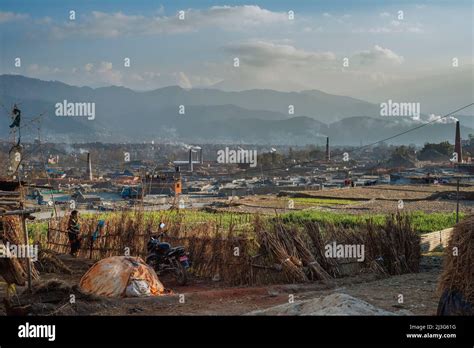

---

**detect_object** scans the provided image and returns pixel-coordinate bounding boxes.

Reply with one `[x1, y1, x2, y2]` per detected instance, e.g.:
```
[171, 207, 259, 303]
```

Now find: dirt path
[1, 254, 442, 316]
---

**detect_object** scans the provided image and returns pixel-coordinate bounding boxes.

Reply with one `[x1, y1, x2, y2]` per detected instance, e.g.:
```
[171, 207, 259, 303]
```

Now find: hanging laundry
[9, 105, 21, 128]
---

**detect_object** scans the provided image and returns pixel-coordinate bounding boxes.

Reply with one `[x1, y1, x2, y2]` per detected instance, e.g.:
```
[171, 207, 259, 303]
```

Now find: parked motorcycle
[146, 225, 190, 285]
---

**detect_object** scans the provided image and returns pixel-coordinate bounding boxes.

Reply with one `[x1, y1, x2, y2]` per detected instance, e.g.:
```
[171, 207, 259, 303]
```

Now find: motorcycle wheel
[173, 258, 188, 286]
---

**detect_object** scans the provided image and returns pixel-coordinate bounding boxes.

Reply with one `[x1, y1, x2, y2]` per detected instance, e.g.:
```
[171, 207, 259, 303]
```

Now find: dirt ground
[0, 254, 443, 316]
[212, 184, 474, 215]
[291, 184, 474, 200]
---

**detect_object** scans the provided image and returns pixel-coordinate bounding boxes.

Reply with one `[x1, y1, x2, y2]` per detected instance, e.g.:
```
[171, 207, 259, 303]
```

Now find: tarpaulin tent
[79, 256, 164, 297]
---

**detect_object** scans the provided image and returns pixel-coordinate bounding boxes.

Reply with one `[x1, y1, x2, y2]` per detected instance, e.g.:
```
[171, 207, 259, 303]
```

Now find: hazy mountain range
[350, 67, 474, 116]
[0, 74, 472, 146]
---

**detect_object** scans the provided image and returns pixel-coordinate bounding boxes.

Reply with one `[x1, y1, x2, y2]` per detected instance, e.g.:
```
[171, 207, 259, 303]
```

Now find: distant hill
[327, 116, 474, 146]
[0, 74, 472, 145]
[351, 66, 474, 116]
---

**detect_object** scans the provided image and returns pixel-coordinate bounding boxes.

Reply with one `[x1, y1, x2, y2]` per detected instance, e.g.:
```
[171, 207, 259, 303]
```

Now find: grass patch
[27, 221, 49, 243]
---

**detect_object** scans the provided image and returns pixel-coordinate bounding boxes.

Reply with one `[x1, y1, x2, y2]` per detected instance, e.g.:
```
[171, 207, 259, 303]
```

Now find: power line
[242, 102, 474, 174]
[345, 102, 474, 155]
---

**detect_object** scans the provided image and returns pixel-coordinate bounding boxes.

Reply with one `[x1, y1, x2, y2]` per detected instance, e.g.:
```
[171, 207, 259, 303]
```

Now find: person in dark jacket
[67, 210, 81, 256]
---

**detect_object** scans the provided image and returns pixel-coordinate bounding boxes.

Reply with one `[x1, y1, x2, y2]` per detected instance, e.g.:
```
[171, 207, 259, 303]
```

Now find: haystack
[437, 214, 474, 315]
[0, 181, 39, 286]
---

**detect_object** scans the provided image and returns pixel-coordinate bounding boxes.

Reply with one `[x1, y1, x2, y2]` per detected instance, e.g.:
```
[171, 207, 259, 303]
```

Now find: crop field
[280, 211, 464, 234]
[29, 208, 464, 242]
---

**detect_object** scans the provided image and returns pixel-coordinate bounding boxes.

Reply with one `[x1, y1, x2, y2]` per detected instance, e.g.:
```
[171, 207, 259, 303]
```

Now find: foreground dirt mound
[247, 293, 410, 316]
[3, 279, 101, 316]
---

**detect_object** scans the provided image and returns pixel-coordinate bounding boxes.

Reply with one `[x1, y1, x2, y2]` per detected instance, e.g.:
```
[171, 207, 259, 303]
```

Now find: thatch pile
[1, 216, 28, 285]
[0, 180, 39, 286]
[35, 248, 72, 275]
[362, 214, 420, 275]
[253, 213, 420, 283]
[255, 217, 331, 283]
[437, 214, 473, 312]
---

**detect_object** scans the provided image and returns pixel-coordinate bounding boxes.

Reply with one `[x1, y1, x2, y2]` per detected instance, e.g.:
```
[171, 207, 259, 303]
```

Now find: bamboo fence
[44, 211, 421, 286]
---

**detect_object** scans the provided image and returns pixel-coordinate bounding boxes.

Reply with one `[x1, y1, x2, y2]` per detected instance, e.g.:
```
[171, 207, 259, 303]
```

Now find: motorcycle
[146, 227, 190, 286]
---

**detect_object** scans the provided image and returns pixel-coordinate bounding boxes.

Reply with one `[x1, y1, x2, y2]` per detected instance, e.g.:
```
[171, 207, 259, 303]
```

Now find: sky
[0, 0, 472, 96]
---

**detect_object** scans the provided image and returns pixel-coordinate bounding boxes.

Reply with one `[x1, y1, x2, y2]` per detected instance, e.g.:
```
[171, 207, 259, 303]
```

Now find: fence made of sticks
[44, 211, 421, 286]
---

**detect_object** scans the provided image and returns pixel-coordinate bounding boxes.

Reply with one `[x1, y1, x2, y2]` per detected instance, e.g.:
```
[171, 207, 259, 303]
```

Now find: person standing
[67, 210, 81, 257]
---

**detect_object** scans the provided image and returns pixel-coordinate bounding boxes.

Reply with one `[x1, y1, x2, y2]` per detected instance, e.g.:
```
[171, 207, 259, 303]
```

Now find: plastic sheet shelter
[79, 256, 164, 297]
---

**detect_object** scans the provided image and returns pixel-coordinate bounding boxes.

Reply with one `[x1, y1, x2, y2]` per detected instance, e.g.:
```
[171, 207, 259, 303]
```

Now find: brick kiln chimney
[87, 152, 93, 181]
[326, 137, 330, 162]
[188, 148, 193, 172]
[454, 121, 462, 163]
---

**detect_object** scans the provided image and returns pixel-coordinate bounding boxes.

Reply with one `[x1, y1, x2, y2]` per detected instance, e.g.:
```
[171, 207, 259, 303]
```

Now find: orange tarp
[79, 256, 164, 297]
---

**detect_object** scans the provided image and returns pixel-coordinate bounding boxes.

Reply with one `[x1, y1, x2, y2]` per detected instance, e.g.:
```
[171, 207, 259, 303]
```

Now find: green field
[280, 211, 464, 234]
[86, 210, 253, 226]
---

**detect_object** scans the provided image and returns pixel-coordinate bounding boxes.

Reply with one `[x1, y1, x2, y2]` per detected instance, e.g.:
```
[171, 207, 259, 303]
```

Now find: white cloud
[176, 72, 192, 89]
[215, 41, 409, 92]
[224, 40, 336, 67]
[27, 64, 61, 75]
[35, 16, 53, 25]
[84, 63, 94, 72]
[303, 26, 323, 33]
[74, 61, 123, 85]
[355, 19, 424, 34]
[353, 45, 404, 65]
[66, 63, 214, 90]
[0, 11, 28, 23]
[379, 12, 391, 17]
[49, 6, 289, 39]
[93, 62, 122, 85]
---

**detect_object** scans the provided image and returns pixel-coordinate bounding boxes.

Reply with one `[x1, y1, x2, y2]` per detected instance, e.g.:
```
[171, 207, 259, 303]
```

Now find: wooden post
[21, 215, 32, 292]
[89, 231, 94, 259]
[47, 220, 50, 243]
[456, 178, 460, 223]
